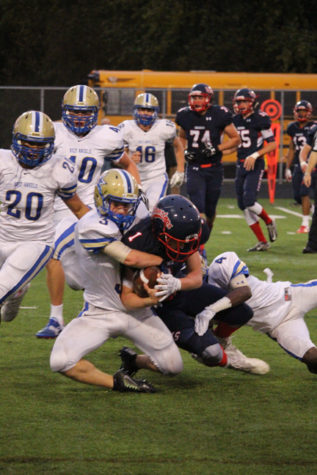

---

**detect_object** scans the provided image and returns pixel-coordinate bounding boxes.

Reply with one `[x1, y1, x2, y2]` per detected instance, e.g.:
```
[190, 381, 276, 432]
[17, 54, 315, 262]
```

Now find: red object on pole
[260, 100, 282, 204]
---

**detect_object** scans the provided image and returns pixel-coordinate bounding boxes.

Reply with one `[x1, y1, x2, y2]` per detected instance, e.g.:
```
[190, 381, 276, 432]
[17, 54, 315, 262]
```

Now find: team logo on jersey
[152, 207, 173, 229]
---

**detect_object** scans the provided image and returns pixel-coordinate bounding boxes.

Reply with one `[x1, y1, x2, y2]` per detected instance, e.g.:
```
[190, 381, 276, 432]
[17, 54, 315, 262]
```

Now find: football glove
[169, 171, 185, 188]
[138, 187, 150, 210]
[195, 308, 216, 336]
[155, 273, 181, 302]
[285, 168, 292, 182]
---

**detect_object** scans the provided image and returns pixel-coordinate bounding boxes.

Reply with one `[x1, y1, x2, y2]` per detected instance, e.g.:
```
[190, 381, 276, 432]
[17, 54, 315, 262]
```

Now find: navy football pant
[156, 283, 253, 357]
[186, 164, 223, 219]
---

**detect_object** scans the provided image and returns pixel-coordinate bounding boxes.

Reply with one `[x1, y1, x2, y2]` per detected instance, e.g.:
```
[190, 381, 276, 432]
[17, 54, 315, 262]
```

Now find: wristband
[251, 152, 260, 159]
[206, 296, 232, 314]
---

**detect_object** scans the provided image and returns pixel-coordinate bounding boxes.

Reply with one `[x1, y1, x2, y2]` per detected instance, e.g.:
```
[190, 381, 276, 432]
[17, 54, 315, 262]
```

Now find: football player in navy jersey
[284, 100, 316, 233]
[232, 88, 277, 252]
[174, 84, 240, 241]
[302, 126, 317, 253]
[119, 195, 269, 375]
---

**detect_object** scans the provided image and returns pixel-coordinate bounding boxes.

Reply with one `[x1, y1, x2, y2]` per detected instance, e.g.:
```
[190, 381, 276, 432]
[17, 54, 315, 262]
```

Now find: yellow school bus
[88, 69, 317, 162]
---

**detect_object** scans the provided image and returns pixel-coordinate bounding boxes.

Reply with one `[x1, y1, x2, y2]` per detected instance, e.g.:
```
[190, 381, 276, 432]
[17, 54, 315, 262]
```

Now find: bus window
[101, 88, 135, 116]
[171, 90, 188, 114]
[144, 89, 166, 115]
[275, 91, 296, 118]
[223, 90, 236, 111]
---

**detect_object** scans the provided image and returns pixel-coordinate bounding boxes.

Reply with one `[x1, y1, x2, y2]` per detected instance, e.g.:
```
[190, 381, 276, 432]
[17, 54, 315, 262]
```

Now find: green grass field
[1, 198, 316, 474]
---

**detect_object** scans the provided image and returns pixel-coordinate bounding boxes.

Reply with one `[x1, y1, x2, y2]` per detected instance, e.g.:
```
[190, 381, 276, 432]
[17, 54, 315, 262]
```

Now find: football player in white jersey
[36, 85, 141, 339]
[50, 169, 183, 393]
[195, 251, 317, 375]
[0, 110, 89, 323]
[119, 93, 185, 211]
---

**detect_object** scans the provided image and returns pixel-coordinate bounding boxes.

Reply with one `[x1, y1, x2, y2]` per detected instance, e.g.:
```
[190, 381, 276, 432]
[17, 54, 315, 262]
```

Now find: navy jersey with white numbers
[306, 123, 317, 150]
[176, 105, 233, 165]
[233, 111, 274, 163]
[286, 121, 316, 165]
[123, 217, 184, 276]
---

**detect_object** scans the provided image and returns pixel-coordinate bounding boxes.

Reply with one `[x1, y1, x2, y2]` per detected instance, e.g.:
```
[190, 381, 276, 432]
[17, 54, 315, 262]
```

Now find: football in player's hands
[132, 266, 161, 298]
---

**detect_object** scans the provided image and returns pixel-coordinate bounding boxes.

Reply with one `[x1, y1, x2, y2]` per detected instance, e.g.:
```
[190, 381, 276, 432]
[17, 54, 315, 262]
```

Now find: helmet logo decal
[152, 207, 173, 229]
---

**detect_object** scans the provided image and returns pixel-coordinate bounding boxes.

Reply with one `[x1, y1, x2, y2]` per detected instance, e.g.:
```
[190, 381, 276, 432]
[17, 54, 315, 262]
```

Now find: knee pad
[200, 343, 223, 366]
[246, 202, 262, 215]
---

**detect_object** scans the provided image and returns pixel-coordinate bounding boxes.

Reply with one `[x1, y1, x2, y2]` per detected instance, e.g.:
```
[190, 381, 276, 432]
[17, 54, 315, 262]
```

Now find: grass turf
[0, 198, 316, 474]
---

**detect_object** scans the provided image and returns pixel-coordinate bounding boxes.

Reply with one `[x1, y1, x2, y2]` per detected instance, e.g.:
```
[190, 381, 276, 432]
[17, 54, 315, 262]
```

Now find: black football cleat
[303, 246, 317, 254]
[119, 346, 139, 376]
[112, 369, 156, 393]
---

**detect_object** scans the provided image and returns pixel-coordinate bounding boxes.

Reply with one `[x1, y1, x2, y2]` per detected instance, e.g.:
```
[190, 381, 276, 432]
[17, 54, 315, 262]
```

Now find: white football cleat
[1, 283, 31, 322]
[218, 336, 270, 375]
[247, 241, 270, 252]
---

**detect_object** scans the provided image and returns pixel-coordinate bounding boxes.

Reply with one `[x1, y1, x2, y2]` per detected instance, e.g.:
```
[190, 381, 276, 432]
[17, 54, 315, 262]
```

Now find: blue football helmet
[151, 195, 202, 262]
[133, 93, 159, 127]
[11, 110, 55, 168]
[233, 88, 257, 116]
[294, 100, 313, 122]
[62, 85, 99, 135]
[188, 83, 214, 113]
[94, 169, 140, 231]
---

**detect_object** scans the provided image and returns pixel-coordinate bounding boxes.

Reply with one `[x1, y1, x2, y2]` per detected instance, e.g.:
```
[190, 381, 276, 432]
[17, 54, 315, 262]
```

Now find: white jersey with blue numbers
[53, 122, 124, 211]
[75, 209, 126, 312]
[119, 119, 176, 183]
[0, 149, 77, 244]
[208, 251, 293, 333]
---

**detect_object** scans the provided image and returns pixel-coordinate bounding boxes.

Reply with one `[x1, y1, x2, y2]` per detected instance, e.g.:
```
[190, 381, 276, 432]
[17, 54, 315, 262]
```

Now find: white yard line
[275, 206, 303, 218]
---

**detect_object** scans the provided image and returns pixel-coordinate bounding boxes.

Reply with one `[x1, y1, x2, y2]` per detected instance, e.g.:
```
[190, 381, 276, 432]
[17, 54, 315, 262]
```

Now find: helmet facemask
[94, 170, 140, 231]
[133, 93, 159, 127]
[11, 111, 55, 168]
[62, 85, 99, 135]
[294, 101, 313, 123]
[157, 230, 201, 262]
[188, 84, 213, 113]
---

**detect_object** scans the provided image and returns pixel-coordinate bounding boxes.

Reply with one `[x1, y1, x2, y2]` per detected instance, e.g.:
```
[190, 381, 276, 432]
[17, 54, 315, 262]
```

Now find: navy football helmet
[151, 195, 202, 262]
[233, 88, 257, 116]
[188, 83, 213, 113]
[294, 100, 313, 122]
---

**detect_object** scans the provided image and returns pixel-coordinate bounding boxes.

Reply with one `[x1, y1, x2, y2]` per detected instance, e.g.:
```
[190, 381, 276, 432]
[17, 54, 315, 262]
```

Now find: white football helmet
[133, 93, 159, 127]
[11, 110, 55, 168]
[94, 169, 140, 230]
[62, 85, 99, 135]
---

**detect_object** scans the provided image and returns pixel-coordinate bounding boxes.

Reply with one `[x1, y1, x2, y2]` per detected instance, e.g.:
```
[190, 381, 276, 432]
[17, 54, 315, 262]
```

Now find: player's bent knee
[155, 345, 183, 375]
[201, 343, 223, 366]
[50, 347, 74, 373]
[65, 273, 83, 291]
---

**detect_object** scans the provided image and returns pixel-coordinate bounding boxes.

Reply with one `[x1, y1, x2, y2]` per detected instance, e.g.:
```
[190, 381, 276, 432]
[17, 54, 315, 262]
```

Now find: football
[132, 266, 161, 298]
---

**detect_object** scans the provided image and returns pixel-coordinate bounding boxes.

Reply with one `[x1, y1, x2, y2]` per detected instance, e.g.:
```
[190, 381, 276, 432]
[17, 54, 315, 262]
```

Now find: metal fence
[1, 85, 312, 183]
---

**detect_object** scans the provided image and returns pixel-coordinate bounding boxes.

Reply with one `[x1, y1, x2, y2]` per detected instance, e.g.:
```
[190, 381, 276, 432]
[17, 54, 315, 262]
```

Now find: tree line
[1, 0, 316, 87]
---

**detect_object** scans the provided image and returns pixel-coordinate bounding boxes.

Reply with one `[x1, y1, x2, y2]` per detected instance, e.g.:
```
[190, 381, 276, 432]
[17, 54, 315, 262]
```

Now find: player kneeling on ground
[50, 169, 183, 393]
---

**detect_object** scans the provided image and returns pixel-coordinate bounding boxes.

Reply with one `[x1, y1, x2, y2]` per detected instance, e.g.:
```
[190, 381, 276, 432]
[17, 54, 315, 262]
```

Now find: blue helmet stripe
[121, 169, 132, 193]
[79, 85, 85, 102]
[34, 111, 40, 132]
